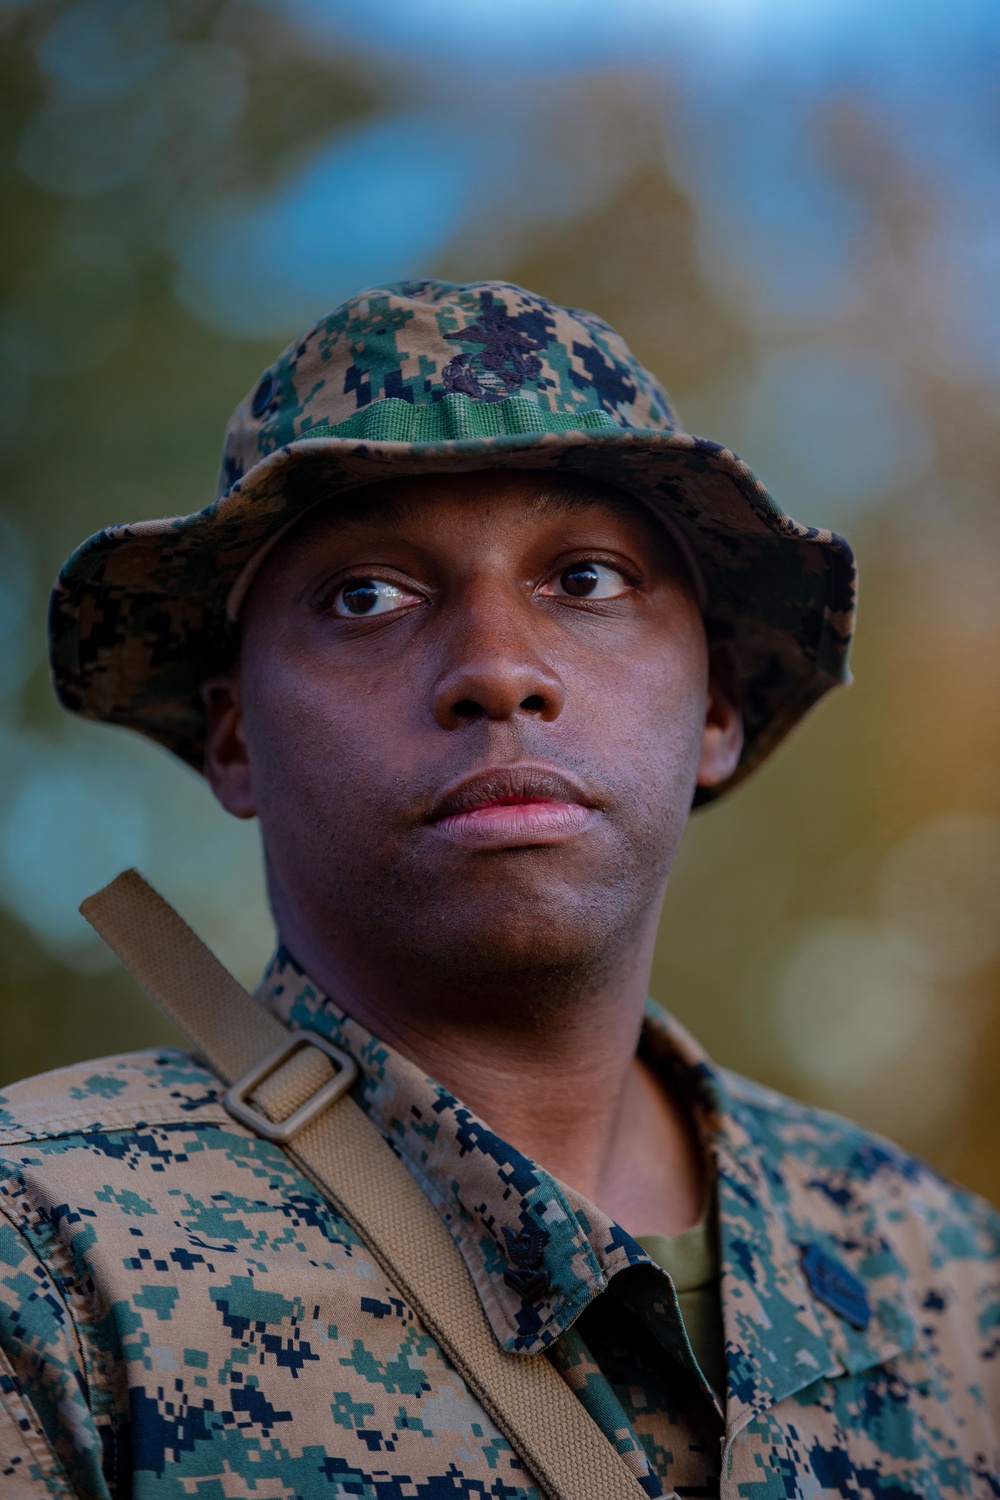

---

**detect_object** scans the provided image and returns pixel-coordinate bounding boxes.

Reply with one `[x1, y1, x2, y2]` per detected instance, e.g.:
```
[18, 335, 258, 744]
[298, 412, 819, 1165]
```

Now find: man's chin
[412, 817, 616, 885]
[391, 885, 641, 988]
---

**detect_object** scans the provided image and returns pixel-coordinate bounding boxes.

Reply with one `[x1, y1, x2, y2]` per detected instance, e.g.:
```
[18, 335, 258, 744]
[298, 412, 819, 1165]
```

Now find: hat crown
[218, 280, 679, 500]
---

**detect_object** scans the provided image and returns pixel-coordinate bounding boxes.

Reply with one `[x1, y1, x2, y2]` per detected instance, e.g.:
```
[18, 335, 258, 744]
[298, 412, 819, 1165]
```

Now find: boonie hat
[49, 279, 856, 803]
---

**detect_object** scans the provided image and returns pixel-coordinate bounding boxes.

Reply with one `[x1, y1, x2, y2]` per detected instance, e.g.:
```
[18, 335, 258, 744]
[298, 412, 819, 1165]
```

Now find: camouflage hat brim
[49, 391, 856, 804]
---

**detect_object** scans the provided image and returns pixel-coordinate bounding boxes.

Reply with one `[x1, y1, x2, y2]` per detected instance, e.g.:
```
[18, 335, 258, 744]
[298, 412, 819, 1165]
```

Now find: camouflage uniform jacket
[0, 949, 997, 1499]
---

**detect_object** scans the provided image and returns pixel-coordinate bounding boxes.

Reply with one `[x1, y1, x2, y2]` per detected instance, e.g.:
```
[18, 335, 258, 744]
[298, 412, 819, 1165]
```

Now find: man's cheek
[589, 656, 703, 768]
[299, 714, 406, 834]
[619, 686, 705, 826]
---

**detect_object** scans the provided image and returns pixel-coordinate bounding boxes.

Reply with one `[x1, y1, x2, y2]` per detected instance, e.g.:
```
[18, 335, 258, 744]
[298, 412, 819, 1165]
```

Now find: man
[0, 280, 996, 1498]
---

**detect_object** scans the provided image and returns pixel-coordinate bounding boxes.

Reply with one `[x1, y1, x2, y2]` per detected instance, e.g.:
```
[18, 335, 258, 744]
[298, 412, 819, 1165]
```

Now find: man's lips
[426, 766, 600, 850]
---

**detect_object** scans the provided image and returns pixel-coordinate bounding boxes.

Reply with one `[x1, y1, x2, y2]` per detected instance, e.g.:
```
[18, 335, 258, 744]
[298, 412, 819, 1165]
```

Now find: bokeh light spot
[878, 813, 1000, 981]
[776, 919, 933, 1083]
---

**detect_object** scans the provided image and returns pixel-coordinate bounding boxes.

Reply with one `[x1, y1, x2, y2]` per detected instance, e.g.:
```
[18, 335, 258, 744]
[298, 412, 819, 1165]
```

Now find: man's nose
[430, 591, 566, 730]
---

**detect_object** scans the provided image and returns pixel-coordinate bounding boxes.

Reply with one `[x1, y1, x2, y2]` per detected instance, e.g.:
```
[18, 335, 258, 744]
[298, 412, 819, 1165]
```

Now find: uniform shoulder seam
[0, 1101, 233, 1147]
[0, 1049, 231, 1146]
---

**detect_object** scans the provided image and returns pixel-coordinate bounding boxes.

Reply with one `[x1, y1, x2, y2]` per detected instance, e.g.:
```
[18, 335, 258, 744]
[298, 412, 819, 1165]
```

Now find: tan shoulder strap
[81, 871, 649, 1500]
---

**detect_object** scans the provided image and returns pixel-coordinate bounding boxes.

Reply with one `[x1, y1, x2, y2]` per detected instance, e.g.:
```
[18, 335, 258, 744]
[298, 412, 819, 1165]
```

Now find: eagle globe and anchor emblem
[441, 292, 544, 403]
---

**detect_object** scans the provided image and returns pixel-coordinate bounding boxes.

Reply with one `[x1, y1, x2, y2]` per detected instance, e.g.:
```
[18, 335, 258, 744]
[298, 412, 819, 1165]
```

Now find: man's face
[204, 471, 742, 1000]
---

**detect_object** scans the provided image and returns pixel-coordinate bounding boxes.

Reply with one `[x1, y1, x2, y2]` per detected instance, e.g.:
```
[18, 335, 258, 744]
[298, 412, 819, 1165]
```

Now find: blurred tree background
[1, 0, 998, 1201]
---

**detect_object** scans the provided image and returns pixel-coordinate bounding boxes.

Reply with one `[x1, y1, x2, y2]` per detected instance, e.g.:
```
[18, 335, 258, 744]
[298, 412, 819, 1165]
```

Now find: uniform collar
[256, 950, 915, 1410]
[640, 1013, 918, 1435]
[257, 947, 650, 1355]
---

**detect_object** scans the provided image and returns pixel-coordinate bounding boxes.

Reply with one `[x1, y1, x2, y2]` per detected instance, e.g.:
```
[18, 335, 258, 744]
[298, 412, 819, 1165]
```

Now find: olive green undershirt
[637, 1213, 726, 1401]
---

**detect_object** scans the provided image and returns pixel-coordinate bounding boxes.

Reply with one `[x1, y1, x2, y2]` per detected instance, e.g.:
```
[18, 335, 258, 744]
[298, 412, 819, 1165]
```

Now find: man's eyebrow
[521, 484, 625, 516]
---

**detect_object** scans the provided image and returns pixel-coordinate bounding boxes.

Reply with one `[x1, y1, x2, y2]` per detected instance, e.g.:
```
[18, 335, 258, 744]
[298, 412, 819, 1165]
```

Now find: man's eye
[545, 563, 630, 600]
[330, 579, 414, 617]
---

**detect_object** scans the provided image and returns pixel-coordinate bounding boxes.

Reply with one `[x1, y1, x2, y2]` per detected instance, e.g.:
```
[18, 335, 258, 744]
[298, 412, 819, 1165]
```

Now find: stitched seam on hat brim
[240, 426, 788, 527]
[58, 426, 816, 570]
[57, 429, 822, 594]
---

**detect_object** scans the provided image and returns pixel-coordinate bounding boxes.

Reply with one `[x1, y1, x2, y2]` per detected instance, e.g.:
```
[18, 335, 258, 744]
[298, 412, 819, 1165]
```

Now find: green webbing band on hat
[295, 392, 621, 445]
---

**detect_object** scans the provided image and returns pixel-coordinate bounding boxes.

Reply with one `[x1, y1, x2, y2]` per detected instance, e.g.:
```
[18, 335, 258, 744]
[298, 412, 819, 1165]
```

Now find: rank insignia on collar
[801, 1242, 871, 1330]
[502, 1223, 551, 1300]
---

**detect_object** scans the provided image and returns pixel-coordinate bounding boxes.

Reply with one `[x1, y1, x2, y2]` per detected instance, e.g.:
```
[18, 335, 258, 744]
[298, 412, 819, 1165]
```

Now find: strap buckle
[223, 1029, 359, 1143]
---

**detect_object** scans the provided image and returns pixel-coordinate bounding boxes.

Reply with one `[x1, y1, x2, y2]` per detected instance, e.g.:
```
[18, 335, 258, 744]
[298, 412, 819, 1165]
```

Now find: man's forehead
[299, 470, 645, 532]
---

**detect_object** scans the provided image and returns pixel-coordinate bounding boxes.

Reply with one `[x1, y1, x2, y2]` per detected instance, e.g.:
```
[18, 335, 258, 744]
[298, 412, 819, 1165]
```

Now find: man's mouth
[426, 766, 599, 850]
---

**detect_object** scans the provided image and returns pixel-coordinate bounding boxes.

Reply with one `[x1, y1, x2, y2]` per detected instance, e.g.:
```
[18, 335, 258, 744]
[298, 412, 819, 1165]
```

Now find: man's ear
[201, 671, 257, 819]
[696, 639, 744, 791]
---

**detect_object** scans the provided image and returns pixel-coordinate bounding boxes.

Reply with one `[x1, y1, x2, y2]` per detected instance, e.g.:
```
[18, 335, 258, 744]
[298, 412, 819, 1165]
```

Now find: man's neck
[272, 907, 706, 1239]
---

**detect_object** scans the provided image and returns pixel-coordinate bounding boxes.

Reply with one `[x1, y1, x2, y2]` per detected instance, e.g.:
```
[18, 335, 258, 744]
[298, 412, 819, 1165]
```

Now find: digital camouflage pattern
[1, 952, 997, 1498]
[48, 280, 857, 802]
